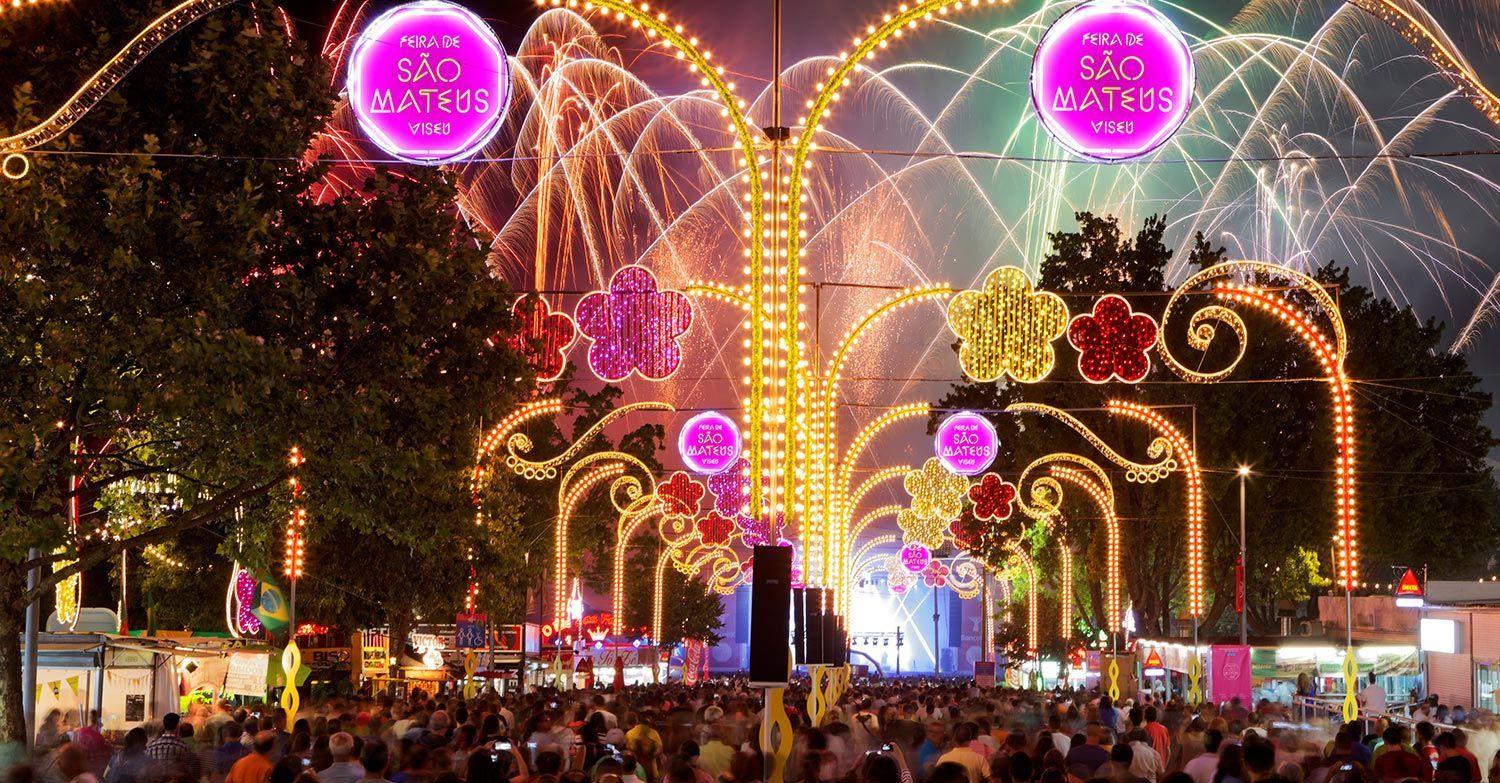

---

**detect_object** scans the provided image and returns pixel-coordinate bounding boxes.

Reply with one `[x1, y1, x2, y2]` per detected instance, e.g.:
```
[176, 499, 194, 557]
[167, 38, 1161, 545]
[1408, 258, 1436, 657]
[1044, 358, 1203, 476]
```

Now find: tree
[621, 545, 726, 645]
[0, 1, 530, 742]
[940, 213, 1498, 640]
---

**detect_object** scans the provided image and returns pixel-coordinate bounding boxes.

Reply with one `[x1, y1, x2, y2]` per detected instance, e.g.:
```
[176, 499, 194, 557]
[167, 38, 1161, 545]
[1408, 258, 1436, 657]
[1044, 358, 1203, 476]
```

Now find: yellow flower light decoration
[947, 267, 1070, 383]
[897, 508, 947, 551]
[904, 457, 969, 521]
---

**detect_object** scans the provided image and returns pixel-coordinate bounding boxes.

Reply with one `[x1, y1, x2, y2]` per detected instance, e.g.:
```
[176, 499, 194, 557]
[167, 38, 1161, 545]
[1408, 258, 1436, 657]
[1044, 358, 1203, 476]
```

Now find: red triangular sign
[1396, 568, 1422, 597]
[1144, 649, 1163, 669]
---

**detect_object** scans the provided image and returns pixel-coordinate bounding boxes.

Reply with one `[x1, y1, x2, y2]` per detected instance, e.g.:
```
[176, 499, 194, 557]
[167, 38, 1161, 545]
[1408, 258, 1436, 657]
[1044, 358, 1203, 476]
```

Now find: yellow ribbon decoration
[1187, 652, 1204, 707]
[463, 652, 478, 700]
[807, 665, 828, 726]
[1108, 658, 1121, 702]
[762, 687, 793, 783]
[280, 640, 301, 725]
[1342, 648, 1360, 723]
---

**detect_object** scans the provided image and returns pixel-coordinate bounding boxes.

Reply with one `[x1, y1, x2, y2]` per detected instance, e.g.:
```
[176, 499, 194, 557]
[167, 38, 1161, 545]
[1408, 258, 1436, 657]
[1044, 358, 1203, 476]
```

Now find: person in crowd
[146, 714, 193, 779]
[1066, 722, 1112, 781]
[104, 729, 150, 783]
[1182, 730, 1223, 783]
[228, 732, 280, 783]
[59, 743, 102, 783]
[1143, 709, 1170, 766]
[935, 724, 986, 783]
[1371, 726, 1428, 783]
[319, 733, 365, 783]
[1212, 743, 1245, 783]
[215, 724, 252, 783]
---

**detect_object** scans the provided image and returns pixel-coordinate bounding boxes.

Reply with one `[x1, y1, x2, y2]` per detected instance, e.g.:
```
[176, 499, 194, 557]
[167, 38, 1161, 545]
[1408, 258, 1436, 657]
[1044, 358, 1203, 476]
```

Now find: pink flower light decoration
[504, 295, 577, 382]
[967, 473, 1017, 521]
[1067, 294, 1159, 383]
[737, 511, 786, 547]
[707, 458, 751, 517]
[657, 471, 706, 518]
[923, 561, 951, 588]
[575, 265, 693, 382]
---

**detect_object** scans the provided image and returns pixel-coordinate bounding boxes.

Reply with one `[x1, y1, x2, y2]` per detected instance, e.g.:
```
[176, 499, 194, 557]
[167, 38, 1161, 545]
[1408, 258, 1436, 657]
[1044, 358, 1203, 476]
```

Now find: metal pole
[931, 584, 940, 675]
[23, 547, 40, 751]
[980, 573, 990, 663]
[1239, 470, 1248, 645]
[771, 0, 781, 129]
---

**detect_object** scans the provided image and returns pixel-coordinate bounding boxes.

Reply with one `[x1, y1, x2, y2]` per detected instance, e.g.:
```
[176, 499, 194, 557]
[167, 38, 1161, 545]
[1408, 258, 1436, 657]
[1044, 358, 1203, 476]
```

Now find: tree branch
[21, 473, 287, 603]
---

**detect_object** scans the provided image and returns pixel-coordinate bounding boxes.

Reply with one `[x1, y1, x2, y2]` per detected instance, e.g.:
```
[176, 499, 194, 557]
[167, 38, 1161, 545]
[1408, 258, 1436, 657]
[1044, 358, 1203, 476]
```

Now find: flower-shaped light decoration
[898, 508, 948, 550]
[949, 510, 982, 552]
[1067, 294, 1159, 383]
[947, 266, 1070, 383]
[657, 471, 705, 518]
[884, 555, 915, 595]
[737, 511, 786, 547]
[504, 294, 577, 382]
[905, 458, 969, 522]
[707, 458, 751, 516]
[575, 265, 694, 382]
[923, 560, 952, 588]
[696, 511, 736, 548]
[967, 472, 1017, 521]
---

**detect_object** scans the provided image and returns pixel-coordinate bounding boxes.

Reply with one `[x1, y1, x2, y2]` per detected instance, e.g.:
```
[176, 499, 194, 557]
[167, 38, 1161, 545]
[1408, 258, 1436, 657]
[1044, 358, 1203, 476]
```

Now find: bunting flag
[66, 675, 79, 696]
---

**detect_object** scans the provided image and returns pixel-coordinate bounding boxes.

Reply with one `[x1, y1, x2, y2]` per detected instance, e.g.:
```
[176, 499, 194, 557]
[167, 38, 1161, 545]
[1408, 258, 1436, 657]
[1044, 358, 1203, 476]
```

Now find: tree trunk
[0, 563, 29, 747]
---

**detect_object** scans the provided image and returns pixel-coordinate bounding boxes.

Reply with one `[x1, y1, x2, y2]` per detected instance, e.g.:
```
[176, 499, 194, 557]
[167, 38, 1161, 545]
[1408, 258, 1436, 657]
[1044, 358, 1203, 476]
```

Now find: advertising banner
[1210, 644, 1254, 706]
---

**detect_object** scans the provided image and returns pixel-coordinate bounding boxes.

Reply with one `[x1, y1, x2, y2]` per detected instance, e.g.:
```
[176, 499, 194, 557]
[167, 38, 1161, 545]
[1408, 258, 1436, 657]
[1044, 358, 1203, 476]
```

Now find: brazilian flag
[253, 579, 290, 634]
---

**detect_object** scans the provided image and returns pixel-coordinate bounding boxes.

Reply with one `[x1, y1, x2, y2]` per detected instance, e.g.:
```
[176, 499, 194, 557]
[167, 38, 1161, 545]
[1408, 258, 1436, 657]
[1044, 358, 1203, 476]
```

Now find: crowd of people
[13, 679, 1500, 783]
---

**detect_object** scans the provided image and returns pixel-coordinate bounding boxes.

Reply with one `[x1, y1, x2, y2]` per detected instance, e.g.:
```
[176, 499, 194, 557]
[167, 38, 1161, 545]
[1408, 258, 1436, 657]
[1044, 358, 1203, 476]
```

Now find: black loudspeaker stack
[792, 585, 848, 666]
[748, 545, 793, 686]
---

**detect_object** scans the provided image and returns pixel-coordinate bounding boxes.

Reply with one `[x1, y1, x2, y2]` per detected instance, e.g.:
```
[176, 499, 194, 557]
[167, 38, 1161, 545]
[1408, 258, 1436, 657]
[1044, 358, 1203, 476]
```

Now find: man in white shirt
[1125, 729, 1164, 783]
[1357, 674, 1387, 716]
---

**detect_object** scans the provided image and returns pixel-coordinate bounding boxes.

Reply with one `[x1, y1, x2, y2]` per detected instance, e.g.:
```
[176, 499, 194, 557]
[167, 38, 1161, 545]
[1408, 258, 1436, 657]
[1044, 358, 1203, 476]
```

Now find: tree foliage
[0, 0, 532, 741]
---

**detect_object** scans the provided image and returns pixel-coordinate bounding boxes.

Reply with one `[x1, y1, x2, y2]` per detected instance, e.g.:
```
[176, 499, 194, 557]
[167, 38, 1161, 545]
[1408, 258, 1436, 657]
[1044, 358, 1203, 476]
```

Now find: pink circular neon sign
[899, 543, 931, 574]
[678, 412, 742, 475]
[347, 1, 511, 164]
[934, 412, 998, 477]
[1030, 0, 1194, 162]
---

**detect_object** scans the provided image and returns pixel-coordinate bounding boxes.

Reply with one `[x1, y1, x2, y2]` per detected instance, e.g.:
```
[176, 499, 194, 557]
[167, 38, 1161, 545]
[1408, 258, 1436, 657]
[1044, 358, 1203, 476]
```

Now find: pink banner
[1210, 644, 1253, 706]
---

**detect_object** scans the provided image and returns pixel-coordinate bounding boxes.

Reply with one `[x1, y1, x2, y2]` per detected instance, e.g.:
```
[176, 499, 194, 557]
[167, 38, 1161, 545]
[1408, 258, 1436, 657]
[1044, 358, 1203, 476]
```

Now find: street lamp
[1237, 465, 1251, 645]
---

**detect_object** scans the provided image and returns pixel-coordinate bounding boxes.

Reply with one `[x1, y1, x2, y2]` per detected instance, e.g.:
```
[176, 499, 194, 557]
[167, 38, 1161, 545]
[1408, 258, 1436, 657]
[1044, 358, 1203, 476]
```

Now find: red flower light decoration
[696, 511, 735, 547]
[1067, 294, 1159, 383]
[575, 265, 693, 382]
[504, 294, 577, 382]
[657, 471, 705, 517]
[949, 511, 981, 552]
[967, 472, 1017, 521]
[923, 561, 951, 588]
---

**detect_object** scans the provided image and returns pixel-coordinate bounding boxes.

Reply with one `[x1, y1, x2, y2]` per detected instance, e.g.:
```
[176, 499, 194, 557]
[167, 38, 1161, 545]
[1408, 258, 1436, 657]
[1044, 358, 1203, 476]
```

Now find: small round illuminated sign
[899, 544, 931, 574]
[934, 412, 998, 476]
[347, 0, 511, 164]
[678, 411, 742, 475]
[1030, 0, 1194, 161]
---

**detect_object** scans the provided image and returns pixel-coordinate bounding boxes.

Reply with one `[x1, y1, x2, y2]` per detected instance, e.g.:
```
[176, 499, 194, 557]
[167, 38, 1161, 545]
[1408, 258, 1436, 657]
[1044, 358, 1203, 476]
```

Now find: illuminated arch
[1157, 260, 1356, 590]
[1048, 464, 1122, 631]
[1004, 540, 1038, 656]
